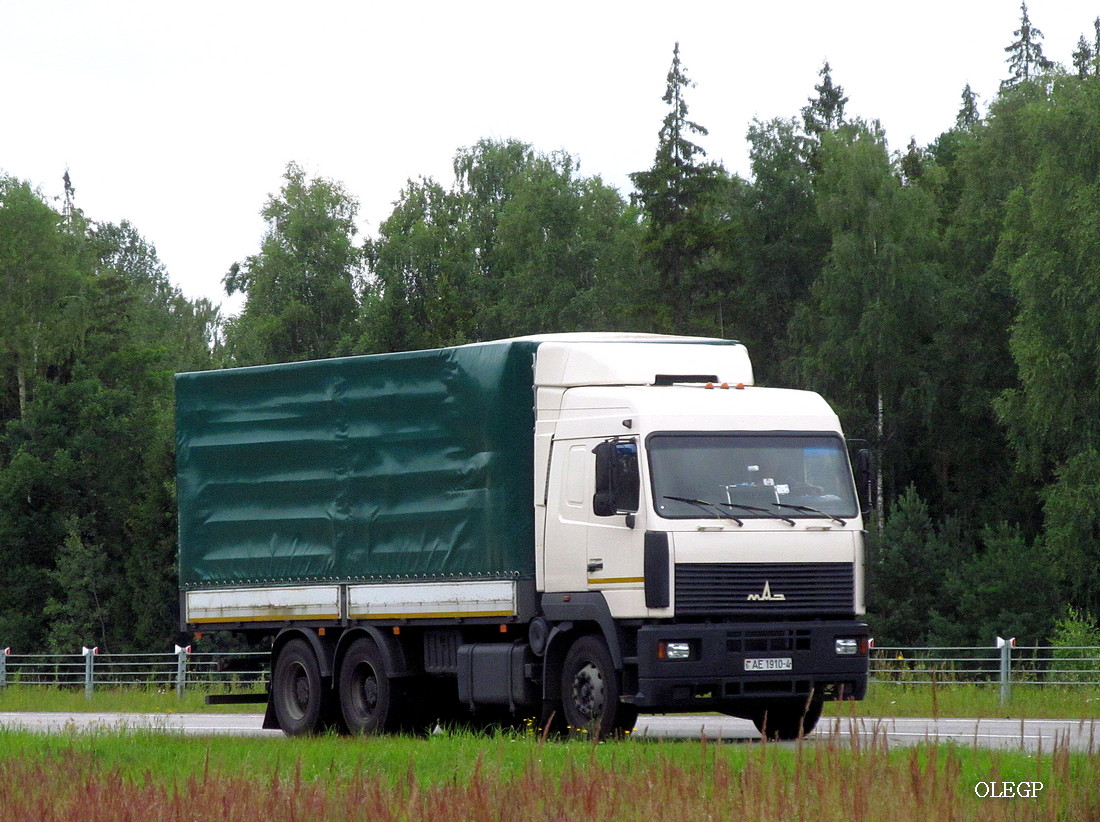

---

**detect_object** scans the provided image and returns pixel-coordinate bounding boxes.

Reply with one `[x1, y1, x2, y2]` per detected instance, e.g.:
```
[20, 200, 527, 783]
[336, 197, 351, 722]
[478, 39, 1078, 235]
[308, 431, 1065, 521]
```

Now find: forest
[1, 5, 1100, 653]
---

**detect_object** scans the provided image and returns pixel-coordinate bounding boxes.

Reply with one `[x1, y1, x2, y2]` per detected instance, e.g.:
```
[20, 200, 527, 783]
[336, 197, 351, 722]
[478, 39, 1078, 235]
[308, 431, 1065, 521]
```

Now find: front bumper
[633, 620, 868, 711]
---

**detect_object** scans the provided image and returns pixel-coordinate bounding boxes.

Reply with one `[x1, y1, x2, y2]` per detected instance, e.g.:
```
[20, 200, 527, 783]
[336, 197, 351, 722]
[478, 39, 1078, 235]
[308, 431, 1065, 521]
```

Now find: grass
[0, 725, 1095, 821]
[0, 685, 264, 714]
[825, 682, 1100, 719]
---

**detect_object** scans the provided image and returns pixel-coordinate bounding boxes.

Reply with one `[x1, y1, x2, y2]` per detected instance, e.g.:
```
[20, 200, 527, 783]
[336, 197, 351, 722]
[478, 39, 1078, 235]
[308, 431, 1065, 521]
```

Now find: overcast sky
[2, 1, 1093, 313]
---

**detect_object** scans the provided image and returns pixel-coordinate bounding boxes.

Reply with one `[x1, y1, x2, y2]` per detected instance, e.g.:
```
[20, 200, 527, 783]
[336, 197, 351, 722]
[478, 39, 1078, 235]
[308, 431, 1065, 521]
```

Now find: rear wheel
[751, 697, 823, 740]
[560, 635, 637, 738]
[272, 638, 326, 736]
[338, 637, 406, 734]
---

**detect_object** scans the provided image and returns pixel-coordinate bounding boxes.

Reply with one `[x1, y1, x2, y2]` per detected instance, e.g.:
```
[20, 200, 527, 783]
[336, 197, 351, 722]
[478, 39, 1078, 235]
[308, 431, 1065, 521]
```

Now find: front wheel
[751, 697, 823, 741]
[560, 635, 637, 738]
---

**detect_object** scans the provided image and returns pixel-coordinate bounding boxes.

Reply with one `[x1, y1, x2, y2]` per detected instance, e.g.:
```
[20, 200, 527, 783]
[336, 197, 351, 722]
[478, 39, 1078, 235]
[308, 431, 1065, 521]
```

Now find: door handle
[587, 560, 604, 573]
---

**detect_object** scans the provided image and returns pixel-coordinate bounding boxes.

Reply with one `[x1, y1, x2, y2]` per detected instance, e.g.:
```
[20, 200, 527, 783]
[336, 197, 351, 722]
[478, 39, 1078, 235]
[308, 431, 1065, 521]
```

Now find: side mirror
[593, 491, 617, 518]
[593, 439, 639, 517]
[855, 448, 876, 512]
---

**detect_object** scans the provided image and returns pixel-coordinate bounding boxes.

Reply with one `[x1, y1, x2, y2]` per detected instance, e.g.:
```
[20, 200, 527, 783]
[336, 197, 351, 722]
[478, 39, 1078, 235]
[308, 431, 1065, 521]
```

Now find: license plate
[744, 657, 793, 672]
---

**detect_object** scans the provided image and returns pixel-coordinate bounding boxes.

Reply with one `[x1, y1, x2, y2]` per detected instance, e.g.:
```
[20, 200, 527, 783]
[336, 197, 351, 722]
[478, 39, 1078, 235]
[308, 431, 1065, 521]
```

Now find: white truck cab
[531, 337, 869, 737]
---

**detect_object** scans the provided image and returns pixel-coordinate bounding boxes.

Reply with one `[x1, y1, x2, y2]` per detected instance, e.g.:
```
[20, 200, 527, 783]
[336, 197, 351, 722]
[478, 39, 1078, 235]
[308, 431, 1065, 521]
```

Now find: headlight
[658, 641, 693, 660]
[835, 638, 860, 655]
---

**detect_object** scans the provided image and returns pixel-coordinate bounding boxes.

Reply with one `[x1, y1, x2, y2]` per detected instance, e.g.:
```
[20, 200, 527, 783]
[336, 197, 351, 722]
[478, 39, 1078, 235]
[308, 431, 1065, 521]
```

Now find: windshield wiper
[773, 502, 847, 526]
[721, 502, 796, 526]
[663, 495, 743, 526]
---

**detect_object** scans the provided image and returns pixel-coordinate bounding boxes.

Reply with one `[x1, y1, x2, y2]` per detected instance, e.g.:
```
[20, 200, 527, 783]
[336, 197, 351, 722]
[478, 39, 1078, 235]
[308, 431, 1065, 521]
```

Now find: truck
[176, 332, 871, 738]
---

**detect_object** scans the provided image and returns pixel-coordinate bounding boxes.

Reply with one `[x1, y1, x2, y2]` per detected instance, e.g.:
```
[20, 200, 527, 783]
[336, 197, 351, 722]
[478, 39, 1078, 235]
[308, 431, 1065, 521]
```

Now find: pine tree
[899, 137, 925, 184]
[1095, 17, 1100, 76]
[44, 520, 110, 653]
[630, 43, 713, 226]
[956, 83, 980, 128]
[866, 486, 958, 645]
[1072, 35, 1093, 80]
[629, 42, 724, 329]
[800, 61, 850, 174]
[1002, 2, 1054, 89]
[801, 61, 848, 136]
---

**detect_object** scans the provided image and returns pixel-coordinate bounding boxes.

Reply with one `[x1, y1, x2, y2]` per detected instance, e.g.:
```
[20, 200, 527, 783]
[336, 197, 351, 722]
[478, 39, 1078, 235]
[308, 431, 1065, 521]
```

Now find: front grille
[727, 628, 811, 653]
[675, 562, 854, 616]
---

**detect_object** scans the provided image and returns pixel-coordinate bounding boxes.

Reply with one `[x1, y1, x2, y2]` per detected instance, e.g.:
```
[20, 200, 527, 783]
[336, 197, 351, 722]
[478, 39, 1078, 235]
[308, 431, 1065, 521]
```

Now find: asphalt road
[0, 711, 1097, 752]
[636, 714, 1100, 752]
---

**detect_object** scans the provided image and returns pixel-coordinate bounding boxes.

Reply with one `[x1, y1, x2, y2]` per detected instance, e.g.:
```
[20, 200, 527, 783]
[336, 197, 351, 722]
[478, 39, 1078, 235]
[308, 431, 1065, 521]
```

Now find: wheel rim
[571, 661, 605, 721]
[351, 661, 380, 718]
[286, 662, 310, 721]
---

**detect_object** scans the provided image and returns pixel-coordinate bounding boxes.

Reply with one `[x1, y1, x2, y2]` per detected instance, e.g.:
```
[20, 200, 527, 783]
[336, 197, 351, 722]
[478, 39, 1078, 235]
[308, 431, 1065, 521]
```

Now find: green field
[0, 685, 265, 715]
[827, 682, 1100, 720]
[0, 725, 1095, 821]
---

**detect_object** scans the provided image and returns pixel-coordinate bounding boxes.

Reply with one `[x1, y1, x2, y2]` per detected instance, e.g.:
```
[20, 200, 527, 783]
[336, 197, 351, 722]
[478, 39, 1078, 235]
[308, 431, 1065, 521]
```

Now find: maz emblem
[747, 581, 787, 601]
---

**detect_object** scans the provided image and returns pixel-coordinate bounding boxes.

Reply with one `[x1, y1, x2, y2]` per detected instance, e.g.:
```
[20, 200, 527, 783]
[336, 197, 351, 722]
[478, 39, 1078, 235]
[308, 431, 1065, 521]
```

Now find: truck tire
[560, 634, 637, 738]
[751, 697, 823, 741]
[338, 637, 406, 734]
[272, 638, 326, 736]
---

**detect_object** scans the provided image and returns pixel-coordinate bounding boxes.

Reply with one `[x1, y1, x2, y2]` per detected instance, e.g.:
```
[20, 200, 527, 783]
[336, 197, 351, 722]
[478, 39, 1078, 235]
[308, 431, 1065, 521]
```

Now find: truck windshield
[648, 433, 858, 520]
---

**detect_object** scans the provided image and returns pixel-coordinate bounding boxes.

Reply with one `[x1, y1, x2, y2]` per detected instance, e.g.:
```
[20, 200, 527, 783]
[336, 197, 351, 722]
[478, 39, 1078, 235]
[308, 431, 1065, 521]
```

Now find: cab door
[587, 438, 645, 594]
[542, 439, 594, 593]
[543, 437, 646, 595]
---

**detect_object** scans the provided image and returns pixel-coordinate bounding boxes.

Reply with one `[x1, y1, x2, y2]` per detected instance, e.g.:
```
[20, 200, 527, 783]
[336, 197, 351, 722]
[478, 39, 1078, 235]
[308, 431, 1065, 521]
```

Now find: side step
[205, 693, 269, 705]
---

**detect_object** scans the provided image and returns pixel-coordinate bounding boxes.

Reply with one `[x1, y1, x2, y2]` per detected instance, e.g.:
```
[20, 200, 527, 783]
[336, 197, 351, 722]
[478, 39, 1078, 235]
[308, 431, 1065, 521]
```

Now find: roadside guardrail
[871, 639, 1100, 704]
[0, 646, 267, 698]
[1, 640, 1097, 703]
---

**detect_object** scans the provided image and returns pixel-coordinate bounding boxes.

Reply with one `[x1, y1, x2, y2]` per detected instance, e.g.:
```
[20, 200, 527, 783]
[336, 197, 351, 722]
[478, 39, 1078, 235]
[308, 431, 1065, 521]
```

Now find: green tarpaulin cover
[176, 341, 538, 588]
